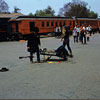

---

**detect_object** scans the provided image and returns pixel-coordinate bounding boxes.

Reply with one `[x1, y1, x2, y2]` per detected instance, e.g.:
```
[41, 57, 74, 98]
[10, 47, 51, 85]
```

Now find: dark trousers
[83, 34, 86, 44]
[76, 32, 79, 43]
[87, 37, 89, 41]
[63, 39, 72, 53]
[73, 36, 77, 43]
[30, 47, 40, 62]
[80, 34, 86, 44]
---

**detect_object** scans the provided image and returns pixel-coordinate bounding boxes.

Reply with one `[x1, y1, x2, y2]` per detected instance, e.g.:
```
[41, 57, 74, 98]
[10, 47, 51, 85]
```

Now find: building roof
[0, 13, 25, 18]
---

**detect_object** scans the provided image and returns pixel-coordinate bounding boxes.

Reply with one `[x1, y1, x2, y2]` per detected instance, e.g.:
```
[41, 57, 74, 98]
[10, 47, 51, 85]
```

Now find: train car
[1, 14, 99, 41]
[0, 13, 24, 41]
[9, 16, 75, 38]
[9, 16, 100, 35]
[76, 18, 99, 32]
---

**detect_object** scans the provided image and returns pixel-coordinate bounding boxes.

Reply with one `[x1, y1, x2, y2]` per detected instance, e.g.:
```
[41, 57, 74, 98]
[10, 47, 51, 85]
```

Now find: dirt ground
[0, 33, 100, 99]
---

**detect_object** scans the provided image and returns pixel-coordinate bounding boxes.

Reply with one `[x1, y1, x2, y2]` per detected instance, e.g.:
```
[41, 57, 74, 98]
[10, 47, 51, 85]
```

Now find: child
[86, 32, 90, 41]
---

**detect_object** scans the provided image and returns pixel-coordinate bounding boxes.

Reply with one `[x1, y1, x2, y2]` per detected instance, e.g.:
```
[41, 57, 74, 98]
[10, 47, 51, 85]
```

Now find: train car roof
[9, 16, 73, 21]
[9, 15, 99, 21]
[76, 18, 98, 20]
[0, 13, 25, 18]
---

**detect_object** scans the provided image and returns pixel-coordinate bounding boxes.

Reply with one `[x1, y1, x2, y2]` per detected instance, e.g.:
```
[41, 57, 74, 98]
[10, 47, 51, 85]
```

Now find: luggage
[55, 45, 69, 60]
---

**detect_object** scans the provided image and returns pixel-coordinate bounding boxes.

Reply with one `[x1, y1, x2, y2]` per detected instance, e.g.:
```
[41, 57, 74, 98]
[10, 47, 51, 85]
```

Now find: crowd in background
[72, 24, 92, 44]
[54, 24, 93, 45]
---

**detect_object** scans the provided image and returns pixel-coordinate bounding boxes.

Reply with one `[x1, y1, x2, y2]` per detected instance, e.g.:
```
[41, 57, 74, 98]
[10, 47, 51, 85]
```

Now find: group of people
[27, 24, 93, 63]
[27, 25, 74, 63]
[73, 24, 92, 44]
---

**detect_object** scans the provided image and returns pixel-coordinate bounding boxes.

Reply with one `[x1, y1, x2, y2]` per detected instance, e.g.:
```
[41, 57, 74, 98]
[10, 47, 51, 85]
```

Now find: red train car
[9, 16, 100, 40]
[76, 18, 99, 29]
[9, 16, 74, 35]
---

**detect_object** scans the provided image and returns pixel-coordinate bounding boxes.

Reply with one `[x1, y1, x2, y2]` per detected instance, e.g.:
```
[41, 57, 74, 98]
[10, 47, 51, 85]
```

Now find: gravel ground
[0, 33, 100, 99]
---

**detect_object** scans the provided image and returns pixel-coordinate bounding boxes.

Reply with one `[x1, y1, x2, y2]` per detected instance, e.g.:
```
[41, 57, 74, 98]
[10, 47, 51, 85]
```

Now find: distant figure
[61, 26, 73, 57]
[88, 25, 92, 36]
[86, 31, 90, 41]
[76, 25, 80, 42]
[73, 28, 77, 43]
[83, 25, 87, 44]
[79, 25, 86, 44]
[86, 26, 90, 41]
[27, 27, 41, 63]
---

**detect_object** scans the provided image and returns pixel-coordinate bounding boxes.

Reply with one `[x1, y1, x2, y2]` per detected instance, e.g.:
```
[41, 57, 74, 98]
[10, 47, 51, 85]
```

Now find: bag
[55, 45, 69, 58]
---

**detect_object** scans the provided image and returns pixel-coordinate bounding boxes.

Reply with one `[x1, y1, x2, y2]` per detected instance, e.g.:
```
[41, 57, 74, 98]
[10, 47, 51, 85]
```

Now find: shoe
[38, 60, 43, 63]
[30, 61, 33, 64]
[69, 54, 73, 58]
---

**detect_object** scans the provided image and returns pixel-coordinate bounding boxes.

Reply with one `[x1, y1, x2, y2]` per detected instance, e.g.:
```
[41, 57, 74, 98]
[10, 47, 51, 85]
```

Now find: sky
[5, 0, 100, 17]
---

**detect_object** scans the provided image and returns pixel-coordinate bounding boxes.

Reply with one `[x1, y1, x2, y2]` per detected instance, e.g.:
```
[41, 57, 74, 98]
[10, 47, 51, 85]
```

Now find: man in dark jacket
[27, 27, 41, 63]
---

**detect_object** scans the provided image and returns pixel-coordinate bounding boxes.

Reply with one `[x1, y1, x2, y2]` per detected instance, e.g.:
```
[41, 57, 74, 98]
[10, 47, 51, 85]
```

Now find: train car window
[70, 21, 72, 26]
[51, 21, 54, 27]
[30, 22, 35, 32]
[60, 22, 62, 27]
[56, 22, 58, 27]
[41, 22, 44, 27]
[63, 21, 66, 26]
[73, 21, 75, 28]
[47, 22, 49, 27]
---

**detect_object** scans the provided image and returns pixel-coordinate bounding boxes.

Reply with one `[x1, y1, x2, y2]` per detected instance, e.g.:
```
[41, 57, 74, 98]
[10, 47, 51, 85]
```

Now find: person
[76, 25, 80, 42]
[79, 25, 85, 44]
[27, 27, 41, 63]
[61, 26, 73, 57]
[83, 25, 87, 44]
[73, 28, 77, 43]
[86, 31, 90, 41]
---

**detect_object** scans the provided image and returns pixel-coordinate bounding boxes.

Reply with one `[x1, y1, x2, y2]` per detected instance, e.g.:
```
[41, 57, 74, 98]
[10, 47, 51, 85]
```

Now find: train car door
[30, 22, 35, 32]
[73, 20, 75, 28]
[16, 22, 19, 32]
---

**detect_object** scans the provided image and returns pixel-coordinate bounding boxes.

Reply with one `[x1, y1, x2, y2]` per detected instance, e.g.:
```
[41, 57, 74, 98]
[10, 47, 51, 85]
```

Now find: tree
[58, 0, 98, 18]
[44, 6, 55, 16]
[0, 0, 9, 13]
[88, 11, 98, 18]
[34, 6, 55, 16]
[28, 13, 34, 16]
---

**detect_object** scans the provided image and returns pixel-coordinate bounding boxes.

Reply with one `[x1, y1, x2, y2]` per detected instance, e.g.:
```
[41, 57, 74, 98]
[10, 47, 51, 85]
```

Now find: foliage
[59, 0, 98, 18]
[88, 11, 98, 18]
[33, 6, 55, 17]
[0, 0, 9, 13]
[28, 13, 34, 16]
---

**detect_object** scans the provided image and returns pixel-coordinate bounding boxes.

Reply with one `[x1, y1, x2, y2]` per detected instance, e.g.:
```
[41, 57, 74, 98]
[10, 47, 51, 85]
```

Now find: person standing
[73, 28, 77, 43]
[79, 25, 84, 44]
[83, 25, 87, 44]
[76, 25, 80, 43]
[27, 27, 41, 63]
[61, 26, 73, 57]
